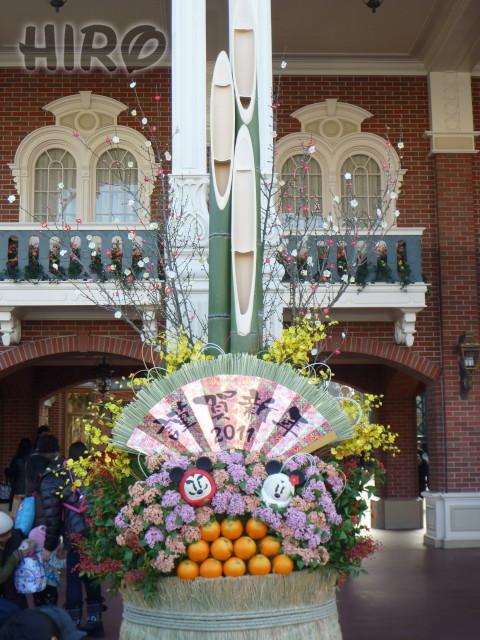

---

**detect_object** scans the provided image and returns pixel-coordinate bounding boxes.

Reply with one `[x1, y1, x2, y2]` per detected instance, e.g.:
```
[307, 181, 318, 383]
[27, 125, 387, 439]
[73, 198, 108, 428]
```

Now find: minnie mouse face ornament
[169, 457, 217, 507]
[260, 461, 306, 509]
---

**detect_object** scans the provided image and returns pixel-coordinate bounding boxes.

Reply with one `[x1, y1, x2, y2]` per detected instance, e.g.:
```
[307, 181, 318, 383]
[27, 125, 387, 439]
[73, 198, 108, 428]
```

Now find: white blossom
[145, 141, 152, 148]
[129, 81, 136, 88]
[60, 250, 67, 256]
[127, 162, 134, 168]
[131, 109, 137, 116]
[397, 141, 404, 149]
[88, 242, 96, 249]
[279, 180, 285, 187]
[308, 145, 316, 154]
[86, 235, 93, 241]
[124, 269, 131, 276]
[350, 199, 358, 208]
[344, 172, 352, 180]
[281, 60, 287, 69]
[164, 151, 171, 161]
[51, 263, 58, 270]
[112, 136, 119, 144]
[137, 260, 144, 268]
[311, 348, 318, 356]
[390, 191, 398, 199]
[149, 222, 159, 230]
[91, 251, 97, 257]
[128, 199, 135, 207]
[128, 233, 135, 240]
[142, 117, 148, 125]
[143, 272, 150, 278]
[394, 209, 400, 217]
[333, 196, 340, 203]
[323, 270, 331, 278]
[167, 270, 176, 278]
[7, 195, 16, 203]
[57, 182, 64, 189]
[291, 249, 297, 257]
[114, 311, 122, 319]
[376, 208, 382, 218]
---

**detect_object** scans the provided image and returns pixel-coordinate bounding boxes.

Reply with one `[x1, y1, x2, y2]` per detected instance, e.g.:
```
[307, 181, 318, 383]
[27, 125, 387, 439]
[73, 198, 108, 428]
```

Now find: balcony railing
[0, 225, 159, 282]
[282, 231, 423, 287]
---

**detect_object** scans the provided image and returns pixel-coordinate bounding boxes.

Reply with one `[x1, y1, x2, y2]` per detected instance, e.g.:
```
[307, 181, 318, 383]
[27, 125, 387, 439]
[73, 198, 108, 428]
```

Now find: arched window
[280, 154, 322, 228]
[96, 149, 138, 223]
[341, 154, 381, 225]
[11, 92, 155, 224]
[34, 149, 77, 223]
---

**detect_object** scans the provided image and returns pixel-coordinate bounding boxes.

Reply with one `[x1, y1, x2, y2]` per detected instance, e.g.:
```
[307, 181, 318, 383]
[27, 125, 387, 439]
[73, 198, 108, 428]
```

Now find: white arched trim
[275, 131, 406, 226]
[10, 125, 156, 224]
[292, 99, 373, 130]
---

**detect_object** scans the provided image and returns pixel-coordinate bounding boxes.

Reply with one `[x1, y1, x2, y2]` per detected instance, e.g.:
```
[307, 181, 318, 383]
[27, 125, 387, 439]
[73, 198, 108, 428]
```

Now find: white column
[170, 0, 209, 244]
[169, 0, 209, 341]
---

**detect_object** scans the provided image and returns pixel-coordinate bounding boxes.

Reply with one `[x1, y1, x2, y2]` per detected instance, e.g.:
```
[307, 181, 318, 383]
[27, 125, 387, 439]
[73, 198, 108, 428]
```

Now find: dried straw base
[120, 570, 342, 640]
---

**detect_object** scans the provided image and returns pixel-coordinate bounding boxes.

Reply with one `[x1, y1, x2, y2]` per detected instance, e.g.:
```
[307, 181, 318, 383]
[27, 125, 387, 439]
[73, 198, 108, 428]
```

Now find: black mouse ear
[169, 467, 185, 483]
[265, 460, 282, 476]
[289, 470, 306, 486]
[196, 457, 213, 472]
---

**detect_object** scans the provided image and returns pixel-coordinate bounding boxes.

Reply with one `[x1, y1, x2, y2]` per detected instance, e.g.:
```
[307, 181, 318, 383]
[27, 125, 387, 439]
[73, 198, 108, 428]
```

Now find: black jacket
[6, 455, 28, 495]
[37, 459, 88, 552]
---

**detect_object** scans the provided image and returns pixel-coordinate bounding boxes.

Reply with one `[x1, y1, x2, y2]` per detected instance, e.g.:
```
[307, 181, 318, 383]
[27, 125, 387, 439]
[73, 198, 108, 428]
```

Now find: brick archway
[326, 336, 441, 384]
[0, 333, 155, 376]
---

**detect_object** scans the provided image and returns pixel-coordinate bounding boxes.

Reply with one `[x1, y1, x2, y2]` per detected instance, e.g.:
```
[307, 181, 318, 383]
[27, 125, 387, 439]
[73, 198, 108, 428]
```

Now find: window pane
[34, 149, 77, 223]
[96, 149, 138, 223]
[341, 154, 381, 226]
[280, 154, 322, 229]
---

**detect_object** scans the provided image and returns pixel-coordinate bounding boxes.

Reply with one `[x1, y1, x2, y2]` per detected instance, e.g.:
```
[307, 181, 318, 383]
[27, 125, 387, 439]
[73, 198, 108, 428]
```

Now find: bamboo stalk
[208, 51, 235, 353]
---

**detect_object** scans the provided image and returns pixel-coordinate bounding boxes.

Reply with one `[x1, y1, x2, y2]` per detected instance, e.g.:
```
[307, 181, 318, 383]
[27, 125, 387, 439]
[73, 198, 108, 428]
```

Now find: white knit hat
[0, 512, 14, 535]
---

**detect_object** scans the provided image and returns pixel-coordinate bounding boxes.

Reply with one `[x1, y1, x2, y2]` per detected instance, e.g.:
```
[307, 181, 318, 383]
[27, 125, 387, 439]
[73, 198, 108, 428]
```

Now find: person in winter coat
[5, 439, 32, 514]
[40, 442, 105, 639]
[0, 605, 86, 640]
[25, 435, 63, 607]
[0, 512, 36, 627]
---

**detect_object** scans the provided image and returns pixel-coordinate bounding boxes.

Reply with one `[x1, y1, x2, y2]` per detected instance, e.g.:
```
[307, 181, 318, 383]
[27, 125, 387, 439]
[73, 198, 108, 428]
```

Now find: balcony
[272, 228, 428, 347]
[0, 224, 428, 348]
[0, 223, 160, 346]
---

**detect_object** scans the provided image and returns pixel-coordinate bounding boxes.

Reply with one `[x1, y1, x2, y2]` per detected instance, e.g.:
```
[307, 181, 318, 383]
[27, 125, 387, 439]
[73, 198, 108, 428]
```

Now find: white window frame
[9, 92, 156, 225]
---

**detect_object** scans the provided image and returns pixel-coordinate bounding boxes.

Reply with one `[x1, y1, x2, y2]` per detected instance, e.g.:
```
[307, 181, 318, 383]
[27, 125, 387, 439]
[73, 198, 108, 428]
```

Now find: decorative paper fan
[112, 354, 354, 459]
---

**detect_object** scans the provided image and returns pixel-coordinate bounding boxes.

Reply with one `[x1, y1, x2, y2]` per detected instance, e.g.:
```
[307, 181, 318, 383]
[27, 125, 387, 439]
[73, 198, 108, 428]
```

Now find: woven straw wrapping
[120, 569, 342, 640]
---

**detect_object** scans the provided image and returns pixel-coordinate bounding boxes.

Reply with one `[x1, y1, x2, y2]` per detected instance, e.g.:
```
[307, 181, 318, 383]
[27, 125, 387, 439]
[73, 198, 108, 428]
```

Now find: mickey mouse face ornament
[169, 457, 217, 507]
[260, 460, 306, 509]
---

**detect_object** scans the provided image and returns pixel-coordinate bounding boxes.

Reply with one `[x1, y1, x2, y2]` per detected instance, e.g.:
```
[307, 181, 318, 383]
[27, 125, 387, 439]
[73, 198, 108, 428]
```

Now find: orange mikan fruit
[245, 517, 268, 540]
[210, 536, 233, 561]
[223, 557, 247, 578]
[248, 554, 271, 576]
[258, 535, 281, 557]
[199, 557, 223, 578]
[176, 559, 200, 580]
[187, 539, 210, 563]
[272, 554, 294, 575]
[200, 520, 221, 542]
[220, 518, 243, 540]
[233, 536, 257, 561]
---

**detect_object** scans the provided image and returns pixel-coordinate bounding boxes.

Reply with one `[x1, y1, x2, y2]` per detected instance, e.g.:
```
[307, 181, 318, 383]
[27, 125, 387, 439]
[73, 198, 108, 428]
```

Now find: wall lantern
[49, 0, 67, 12]
[362, 0, 384, 13]
[458, 331, 480, 399]
[95, 357, 114, 395]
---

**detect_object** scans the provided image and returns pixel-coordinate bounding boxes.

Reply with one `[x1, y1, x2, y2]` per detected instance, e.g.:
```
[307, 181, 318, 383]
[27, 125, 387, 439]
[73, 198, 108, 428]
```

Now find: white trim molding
[424, 491, 480, 548]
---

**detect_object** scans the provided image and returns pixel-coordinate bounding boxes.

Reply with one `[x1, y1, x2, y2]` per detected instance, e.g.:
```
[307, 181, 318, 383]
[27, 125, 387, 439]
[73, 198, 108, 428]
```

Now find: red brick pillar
[429, 154, 480, 493]
[376, 397, 418, 500]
